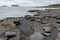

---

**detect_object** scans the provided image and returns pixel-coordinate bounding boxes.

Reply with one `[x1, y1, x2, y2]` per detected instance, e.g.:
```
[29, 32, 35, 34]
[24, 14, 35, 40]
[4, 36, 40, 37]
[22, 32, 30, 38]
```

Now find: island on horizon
[11, 5, 20, 7]
[42, 4, 60, 8]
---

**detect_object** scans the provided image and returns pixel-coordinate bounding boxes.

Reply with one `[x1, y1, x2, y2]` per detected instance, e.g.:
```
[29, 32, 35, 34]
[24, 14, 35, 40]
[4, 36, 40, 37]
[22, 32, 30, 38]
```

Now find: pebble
[5, 31, 16, 37]
[43, 27, 52, 33]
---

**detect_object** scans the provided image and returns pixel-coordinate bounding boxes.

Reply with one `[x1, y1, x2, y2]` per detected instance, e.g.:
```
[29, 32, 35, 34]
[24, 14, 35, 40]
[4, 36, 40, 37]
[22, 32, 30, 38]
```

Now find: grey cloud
[0, 0, 60, 6]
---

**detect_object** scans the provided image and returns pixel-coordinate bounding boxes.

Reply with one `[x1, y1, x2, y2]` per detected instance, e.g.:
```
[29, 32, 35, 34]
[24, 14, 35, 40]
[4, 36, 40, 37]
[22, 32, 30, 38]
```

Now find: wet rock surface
[0, 9, 60, 40]
[30, 32, 45, 40]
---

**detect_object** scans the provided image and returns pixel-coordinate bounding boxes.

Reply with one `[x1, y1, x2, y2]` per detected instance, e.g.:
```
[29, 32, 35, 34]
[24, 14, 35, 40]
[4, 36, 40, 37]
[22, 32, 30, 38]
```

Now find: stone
[56, 20, 60, 24]
[41, 32, 51, 36]
[56, 15, 60, 19]
[5, 31, 16, 37]
[41, 21, 48, 24]
[55, 33, 60, 40]
[30, 32, 45, 40]
[57, 28, 60, 31]
[43, 27, 52, 33]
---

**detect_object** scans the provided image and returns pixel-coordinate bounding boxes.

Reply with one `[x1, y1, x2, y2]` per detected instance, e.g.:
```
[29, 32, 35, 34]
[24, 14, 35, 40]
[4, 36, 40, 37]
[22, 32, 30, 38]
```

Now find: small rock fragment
[41, 32, 51, 36]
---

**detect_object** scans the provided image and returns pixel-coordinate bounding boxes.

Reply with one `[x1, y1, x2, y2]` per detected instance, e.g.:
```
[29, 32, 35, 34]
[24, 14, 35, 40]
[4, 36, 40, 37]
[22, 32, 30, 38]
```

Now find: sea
[0, 6, 58, 20]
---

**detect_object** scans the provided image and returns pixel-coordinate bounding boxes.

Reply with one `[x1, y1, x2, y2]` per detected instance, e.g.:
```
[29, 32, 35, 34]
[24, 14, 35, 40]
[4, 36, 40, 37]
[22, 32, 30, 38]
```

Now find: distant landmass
[11, 5, 20, 7]
[34, 4, 60, 8]
[1, 5, 7, 7]
[48, 4, 60, 8]
[43, 4, 60, 8]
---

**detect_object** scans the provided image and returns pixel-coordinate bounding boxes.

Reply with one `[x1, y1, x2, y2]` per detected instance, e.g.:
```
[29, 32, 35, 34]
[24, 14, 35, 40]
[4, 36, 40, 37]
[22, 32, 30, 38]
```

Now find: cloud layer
[0, 0, 60, 6]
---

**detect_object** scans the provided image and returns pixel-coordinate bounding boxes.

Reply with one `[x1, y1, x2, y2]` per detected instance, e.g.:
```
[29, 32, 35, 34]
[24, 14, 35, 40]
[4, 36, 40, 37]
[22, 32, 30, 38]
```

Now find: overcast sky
[0, 0, 60, 6]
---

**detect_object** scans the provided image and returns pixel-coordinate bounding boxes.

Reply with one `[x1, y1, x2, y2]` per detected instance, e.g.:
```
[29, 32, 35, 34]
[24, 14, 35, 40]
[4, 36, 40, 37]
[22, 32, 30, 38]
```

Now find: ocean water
[0, 6, 58, 20]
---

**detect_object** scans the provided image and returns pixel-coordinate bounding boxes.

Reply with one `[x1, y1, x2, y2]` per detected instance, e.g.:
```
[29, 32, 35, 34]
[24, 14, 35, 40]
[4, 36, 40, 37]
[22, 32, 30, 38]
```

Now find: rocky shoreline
[0, 9, 60, 40]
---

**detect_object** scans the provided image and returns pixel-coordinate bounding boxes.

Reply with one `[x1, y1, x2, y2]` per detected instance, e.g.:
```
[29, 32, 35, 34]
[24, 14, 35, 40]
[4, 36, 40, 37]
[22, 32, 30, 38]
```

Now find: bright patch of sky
[0, 0, 60, 6]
